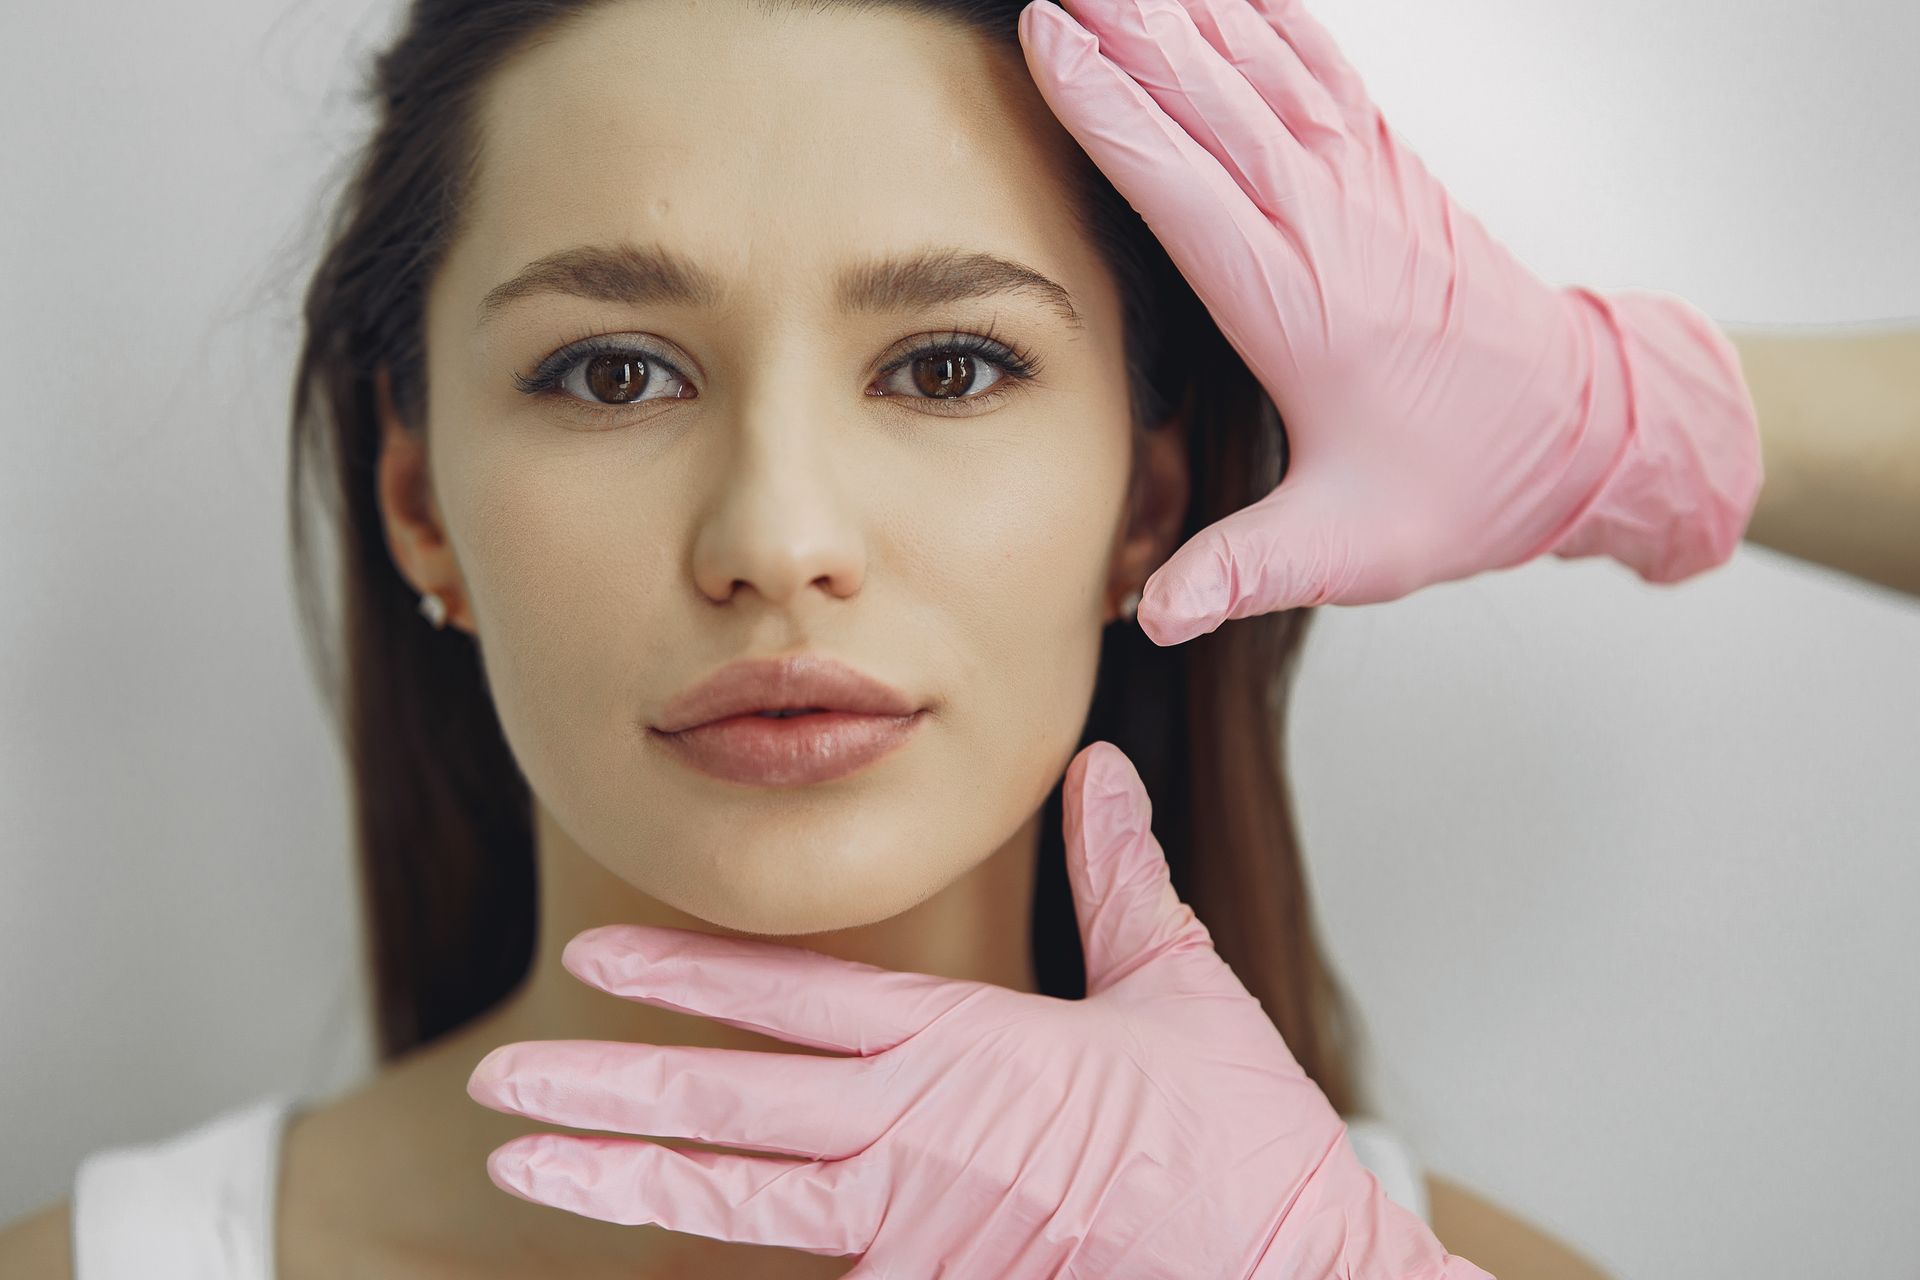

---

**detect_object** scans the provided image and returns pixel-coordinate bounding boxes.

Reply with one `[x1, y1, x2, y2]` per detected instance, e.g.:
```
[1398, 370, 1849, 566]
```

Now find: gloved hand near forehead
[1020, 0, 1763, 644]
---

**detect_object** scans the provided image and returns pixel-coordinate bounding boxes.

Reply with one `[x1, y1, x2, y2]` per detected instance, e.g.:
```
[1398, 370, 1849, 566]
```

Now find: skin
[1731, 325, 1920, 600]
[0, 1, 1609, 1274]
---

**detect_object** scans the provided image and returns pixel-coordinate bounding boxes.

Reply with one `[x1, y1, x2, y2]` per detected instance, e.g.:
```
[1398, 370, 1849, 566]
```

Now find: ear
[374, 365, 473, 635]
[1106, 410, 1191, 624]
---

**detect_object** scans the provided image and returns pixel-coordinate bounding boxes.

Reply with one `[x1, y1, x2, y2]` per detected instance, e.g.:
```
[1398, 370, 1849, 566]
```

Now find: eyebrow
[476, 242, 1083, 331]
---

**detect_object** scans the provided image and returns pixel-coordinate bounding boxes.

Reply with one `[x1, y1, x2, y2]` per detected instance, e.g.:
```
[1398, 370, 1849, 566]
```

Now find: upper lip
[653, 653, 922, 733]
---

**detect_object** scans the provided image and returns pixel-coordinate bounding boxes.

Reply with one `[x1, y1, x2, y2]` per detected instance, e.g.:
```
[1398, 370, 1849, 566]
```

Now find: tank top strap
[1343, 1114, 1431, 1223]
[71, 1092, 298, 1280]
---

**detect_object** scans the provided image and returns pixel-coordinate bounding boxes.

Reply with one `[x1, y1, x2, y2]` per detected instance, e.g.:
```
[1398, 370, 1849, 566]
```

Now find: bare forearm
[1727, 323, 1920, 599]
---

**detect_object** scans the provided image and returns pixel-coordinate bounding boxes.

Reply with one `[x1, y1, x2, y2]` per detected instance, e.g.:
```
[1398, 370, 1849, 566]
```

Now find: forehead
[444, 0, 1110, 330]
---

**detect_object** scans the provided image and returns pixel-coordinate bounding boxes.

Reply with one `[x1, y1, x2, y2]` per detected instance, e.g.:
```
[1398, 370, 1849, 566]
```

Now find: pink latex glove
[466, 742, 1491, 1278]
[1019, 0, 1764, 645]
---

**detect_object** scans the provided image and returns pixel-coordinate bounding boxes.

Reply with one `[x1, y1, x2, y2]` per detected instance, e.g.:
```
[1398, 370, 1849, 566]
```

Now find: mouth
[653, 707, 926, 787]
[650, 653, 927, 786]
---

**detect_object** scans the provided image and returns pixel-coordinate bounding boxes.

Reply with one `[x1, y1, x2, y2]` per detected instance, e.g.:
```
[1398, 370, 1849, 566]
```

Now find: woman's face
[389, 0, 1178, 934]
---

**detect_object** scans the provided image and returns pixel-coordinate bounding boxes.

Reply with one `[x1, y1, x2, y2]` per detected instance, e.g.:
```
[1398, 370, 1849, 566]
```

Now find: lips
[653, 708, 926, 786]
[649, 654, 926, 787]
[653, 653, 920, 734]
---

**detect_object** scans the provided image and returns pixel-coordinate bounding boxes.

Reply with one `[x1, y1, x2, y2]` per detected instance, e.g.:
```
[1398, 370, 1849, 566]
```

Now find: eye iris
[585, 353, 648, 404]
[911, 352, 973, 398]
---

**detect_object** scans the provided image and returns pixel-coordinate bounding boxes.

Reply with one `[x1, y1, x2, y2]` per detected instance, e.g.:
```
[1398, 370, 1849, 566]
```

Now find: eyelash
[510, 321, 1045, 428]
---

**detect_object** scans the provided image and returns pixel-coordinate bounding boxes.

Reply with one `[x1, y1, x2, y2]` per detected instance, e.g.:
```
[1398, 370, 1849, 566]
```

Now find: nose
[688, 398, 867, 613]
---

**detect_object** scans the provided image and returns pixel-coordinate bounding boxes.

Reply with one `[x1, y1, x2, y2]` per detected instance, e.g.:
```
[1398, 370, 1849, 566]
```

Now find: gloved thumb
[1061, 741, 1209, 994]
[1137, 480, 1396, 644]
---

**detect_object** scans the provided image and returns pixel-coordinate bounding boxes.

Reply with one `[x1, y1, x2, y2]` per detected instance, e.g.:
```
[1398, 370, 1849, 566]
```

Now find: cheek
[919, 417, 1129, 689]
[900, 417, 1131, 831]
[446, 454, 681, 812]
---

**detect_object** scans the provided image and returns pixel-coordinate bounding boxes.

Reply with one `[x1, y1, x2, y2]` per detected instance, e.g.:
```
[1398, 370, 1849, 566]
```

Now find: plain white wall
[2, 1, 1915, 1275]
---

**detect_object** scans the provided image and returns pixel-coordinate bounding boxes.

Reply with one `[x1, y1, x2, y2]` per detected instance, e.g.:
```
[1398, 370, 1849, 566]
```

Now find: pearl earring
[1119, 588, 1141, 622]
[418, 590, 448, 629]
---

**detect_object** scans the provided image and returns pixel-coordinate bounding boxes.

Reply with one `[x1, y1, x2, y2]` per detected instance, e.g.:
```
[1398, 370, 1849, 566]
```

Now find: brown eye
[868, 335, 1035, 416]
[912, 351, 974, 398]
[524, 342, 694, 412]
[513, 336, 696, 424]
[583, 353, 650, 404]
[905, 351, 996, 399]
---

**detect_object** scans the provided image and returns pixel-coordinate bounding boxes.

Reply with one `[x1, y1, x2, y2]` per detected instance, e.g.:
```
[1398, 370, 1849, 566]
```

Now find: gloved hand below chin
[1017, 0, 1763, 644]
[466, 742, 1491, 1278]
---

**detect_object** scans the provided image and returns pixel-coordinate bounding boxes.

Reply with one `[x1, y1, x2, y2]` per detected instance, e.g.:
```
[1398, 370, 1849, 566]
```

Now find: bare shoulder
[0, 1198, 74, 1280]
[1426, 1173, 1611, 1279]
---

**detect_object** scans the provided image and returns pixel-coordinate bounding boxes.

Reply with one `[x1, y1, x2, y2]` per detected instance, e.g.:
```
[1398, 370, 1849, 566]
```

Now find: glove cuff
[1545, 286, 1765, 583]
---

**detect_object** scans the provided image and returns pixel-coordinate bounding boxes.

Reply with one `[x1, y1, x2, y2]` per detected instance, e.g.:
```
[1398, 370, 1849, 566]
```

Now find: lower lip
[652, 710, 926, 786]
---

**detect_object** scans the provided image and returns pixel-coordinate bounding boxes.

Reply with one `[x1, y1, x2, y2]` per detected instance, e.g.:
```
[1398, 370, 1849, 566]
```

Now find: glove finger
[468, 1037, 893, 1160]
[1165, 0, 1348, 154]
[1018, 0, 1315, 384]
[1248, 0, 1375, 126]
[1062, 742, 1203, 993]
[562, 922, 987, 1053]
[1137, 479, 1378, 641]
[1060, 0, 1329, 198]
[487, 1130, 878, 1255]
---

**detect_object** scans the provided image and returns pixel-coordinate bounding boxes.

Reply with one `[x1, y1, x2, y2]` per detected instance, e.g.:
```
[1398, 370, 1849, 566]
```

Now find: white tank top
[71, 1093, 1430, 1278]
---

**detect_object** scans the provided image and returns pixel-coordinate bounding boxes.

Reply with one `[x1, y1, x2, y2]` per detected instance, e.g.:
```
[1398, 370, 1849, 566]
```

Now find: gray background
[3, 0, 1916, 1275]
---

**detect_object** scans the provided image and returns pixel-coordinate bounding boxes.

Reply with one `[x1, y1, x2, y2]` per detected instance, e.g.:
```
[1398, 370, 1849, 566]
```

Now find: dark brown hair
[288, 0, 1363, 1115]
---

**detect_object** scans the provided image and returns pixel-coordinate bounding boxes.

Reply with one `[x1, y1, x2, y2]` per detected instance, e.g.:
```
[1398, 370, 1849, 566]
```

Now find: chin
[640, 801, 933, 916]
[659, 844, 950, 938]
[671, 892, 918, 939]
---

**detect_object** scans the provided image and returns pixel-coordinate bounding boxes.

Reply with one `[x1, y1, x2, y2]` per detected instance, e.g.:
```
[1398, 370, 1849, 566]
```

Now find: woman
[8, 0, 1887, 1274]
